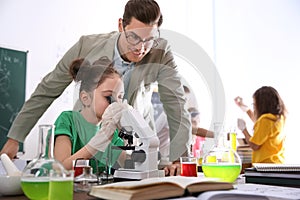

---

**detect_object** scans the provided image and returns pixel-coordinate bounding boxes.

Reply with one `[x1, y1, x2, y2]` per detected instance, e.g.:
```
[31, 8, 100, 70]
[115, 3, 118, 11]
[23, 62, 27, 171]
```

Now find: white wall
[0, 0, 128, 158]
[1, 0, 299, 163]
[214, 0, 300, 163]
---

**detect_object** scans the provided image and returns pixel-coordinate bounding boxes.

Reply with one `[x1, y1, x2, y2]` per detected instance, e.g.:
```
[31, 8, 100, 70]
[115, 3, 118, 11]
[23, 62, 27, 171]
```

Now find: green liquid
[49, 179, 73, 200]
[21, 178, 49, 200]
[202, 163, 241, 183]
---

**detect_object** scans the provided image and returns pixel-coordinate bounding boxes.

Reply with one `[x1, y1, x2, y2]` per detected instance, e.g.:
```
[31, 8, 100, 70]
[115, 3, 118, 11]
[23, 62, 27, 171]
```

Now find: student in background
[1, 0, 191, 175]
[184, 86, 214, 139]
[153, 84, 213, 164]
[188, 107, 214, 157]
[235, 86, 288, 163]
[53, 57, 129, 171]
[189, 107, 205, 157]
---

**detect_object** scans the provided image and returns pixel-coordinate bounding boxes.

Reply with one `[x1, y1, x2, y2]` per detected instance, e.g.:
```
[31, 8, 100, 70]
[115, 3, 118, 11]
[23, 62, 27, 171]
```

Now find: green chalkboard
[0, 47, 27, 151]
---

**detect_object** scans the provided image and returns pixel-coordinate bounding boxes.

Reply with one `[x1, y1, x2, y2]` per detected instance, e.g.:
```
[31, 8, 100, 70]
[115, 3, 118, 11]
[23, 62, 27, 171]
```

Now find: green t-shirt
[54, 111, 124, 172]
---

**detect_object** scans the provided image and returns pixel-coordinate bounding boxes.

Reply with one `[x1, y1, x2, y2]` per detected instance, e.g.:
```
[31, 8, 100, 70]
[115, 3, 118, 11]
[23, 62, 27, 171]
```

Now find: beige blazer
[8, 31, 191, 161]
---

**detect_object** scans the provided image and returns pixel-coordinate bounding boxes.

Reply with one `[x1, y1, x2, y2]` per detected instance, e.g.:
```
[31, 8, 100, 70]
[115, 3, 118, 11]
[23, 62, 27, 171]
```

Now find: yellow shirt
[250, 113, 285, 163]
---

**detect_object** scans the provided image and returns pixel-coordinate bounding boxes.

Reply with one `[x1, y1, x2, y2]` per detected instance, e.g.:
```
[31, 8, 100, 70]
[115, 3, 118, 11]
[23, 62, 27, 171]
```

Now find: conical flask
[202, 122, 242, 183]
[21, 124, 66, 200]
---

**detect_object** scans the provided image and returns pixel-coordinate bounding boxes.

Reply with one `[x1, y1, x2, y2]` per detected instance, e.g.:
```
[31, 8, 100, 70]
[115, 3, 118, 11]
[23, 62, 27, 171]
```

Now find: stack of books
[236, 138, 252, 173]
[244, 163, 300, 188]
[236, 138, 252, 164]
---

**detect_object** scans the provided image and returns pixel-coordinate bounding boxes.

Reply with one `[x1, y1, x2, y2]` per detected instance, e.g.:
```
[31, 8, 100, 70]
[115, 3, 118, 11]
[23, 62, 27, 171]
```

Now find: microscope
[113, 108, 165, 180]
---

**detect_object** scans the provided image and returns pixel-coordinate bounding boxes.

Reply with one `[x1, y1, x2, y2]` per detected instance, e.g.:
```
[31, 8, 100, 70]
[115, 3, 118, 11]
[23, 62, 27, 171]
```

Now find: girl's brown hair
[253, 86, 287, 120]
[69, 56, 120, 92]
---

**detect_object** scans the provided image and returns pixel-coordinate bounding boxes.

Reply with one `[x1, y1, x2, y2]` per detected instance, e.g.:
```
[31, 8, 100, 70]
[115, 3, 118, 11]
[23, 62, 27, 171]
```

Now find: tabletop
[0, 191, 97, 200]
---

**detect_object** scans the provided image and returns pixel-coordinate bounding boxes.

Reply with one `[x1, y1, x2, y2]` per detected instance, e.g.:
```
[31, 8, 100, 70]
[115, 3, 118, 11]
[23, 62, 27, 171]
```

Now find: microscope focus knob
[131, 150, 146, 163]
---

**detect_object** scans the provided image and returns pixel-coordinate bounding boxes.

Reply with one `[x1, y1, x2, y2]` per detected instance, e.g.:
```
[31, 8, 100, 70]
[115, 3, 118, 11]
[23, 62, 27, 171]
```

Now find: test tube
[230, 131, 237, 151]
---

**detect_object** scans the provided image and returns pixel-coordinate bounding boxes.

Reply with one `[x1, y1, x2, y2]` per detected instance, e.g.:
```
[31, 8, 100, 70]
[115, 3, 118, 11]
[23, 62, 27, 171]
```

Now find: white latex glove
[237, 118, 246, 131]
[102, 100, 132, 129]
[234, 96, 250, 112]
[86, 101, 132, 154]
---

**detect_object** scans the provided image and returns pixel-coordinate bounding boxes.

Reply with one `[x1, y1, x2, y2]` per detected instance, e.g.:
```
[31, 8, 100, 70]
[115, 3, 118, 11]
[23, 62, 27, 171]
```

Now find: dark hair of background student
[253, 86, 287, 121]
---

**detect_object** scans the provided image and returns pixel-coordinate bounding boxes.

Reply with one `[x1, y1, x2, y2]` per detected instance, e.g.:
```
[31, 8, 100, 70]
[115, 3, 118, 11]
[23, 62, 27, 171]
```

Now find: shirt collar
[114, 36, 133, 66]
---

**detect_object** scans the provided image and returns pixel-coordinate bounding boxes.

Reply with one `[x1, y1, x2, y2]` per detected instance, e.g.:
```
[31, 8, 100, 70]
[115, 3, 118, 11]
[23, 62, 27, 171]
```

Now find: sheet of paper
[195, 182, 300, 200]
[236, 183, 300, 199]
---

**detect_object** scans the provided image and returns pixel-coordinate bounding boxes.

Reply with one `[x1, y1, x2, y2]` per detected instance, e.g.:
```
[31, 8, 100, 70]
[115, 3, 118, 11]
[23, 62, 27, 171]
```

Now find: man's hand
[163, 161, 181, 176]
[0, 138, 19, 159]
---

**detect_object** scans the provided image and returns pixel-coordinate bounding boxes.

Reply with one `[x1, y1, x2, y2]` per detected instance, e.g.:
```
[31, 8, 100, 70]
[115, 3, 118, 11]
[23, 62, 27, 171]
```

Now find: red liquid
[181, 162, 197, 177]
[180, 162, 198, 177]
[74, 166, 85, 177]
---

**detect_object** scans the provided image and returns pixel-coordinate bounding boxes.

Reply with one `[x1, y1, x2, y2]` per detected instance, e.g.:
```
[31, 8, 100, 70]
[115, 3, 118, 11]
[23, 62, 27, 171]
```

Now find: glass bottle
[21, 124, 66, 200]
[74, 166, 98, 192]
[202, 122, 242, 183]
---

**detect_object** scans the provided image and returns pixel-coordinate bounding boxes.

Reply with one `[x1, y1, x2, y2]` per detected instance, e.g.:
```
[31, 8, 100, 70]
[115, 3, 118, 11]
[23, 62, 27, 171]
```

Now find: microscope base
[114, 169, 165, 180]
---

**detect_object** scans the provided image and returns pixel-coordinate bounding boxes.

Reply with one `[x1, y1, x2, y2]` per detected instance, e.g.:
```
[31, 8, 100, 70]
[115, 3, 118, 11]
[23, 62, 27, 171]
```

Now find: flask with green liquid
[21, 124, 67, 200]
[202, 123, 241, 183]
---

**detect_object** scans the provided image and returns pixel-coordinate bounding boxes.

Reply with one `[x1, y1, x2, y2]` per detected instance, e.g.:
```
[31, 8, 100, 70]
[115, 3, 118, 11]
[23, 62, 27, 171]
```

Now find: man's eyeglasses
[123, 27, 160, 49]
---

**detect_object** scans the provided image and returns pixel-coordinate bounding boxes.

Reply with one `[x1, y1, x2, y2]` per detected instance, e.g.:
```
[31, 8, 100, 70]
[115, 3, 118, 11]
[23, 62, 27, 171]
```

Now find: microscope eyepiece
[105, 96, 115, 104]
[118, 127, 133, 146]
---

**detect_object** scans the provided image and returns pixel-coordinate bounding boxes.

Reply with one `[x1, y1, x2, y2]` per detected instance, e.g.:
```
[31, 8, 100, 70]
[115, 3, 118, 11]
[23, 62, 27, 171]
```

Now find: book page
[91, 183, 184, 200]
[197, 191, 270, 200]
[90, 176, 233, 200]
[197, 184, 300, 200]
[98, 176, 221, 190]
[236, 183, 300, 199]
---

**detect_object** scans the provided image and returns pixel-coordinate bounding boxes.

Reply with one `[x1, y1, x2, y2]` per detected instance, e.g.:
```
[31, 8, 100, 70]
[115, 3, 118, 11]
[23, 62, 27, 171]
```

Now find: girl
[236, 86, 287, 163]
[53, 56, 127, 172]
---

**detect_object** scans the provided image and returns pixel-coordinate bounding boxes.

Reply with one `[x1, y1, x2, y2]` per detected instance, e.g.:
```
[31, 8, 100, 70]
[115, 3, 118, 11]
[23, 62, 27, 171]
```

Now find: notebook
[253, 163, 300, 172]
[245, 166, 300, 188]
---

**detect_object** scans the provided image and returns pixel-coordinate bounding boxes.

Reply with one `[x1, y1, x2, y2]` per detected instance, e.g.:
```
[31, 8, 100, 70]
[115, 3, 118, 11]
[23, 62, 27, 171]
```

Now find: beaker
[49, 169, 74, 200]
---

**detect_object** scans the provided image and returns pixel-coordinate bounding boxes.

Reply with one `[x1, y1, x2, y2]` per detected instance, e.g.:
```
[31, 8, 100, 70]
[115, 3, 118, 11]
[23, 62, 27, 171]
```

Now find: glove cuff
[86, 139, 111, 154]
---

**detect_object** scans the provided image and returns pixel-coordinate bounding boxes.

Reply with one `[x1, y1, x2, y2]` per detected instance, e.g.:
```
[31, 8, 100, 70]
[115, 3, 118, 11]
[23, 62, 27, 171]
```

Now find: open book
[89, 176, 233, 200]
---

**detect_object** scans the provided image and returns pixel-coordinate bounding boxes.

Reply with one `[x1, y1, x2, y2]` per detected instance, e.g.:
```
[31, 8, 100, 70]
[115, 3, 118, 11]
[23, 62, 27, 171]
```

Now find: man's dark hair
[123, 0, 163, 27]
